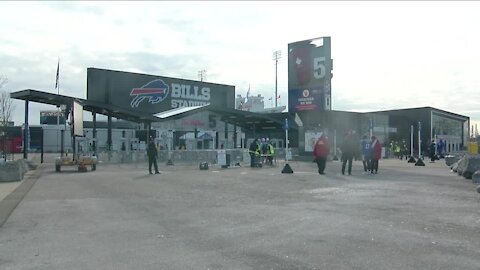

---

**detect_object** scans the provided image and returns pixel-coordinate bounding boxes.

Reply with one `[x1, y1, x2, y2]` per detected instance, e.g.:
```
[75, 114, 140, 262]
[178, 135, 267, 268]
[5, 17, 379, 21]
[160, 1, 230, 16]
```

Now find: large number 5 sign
[313, 57, 326, 79]
[208, 114, 217, 128]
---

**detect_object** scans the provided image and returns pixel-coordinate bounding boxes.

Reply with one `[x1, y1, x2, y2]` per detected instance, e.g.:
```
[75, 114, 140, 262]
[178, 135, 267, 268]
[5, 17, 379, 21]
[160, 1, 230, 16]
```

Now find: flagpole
[273, 50, 281, 108]
[56, 58, 60, 155]
[56, 58, 60, 95]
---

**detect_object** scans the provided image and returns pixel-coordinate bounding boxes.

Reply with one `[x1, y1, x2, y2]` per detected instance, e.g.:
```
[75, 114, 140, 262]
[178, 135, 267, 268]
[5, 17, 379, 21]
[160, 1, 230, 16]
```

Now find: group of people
[249, 138, 276, 167]
[428, 139, 446, 163]
[312, 130, 382, 175]
[147, 132, 447, 175]
[358, 134, 382, 174]
[390, 140, 408, 160]
[148, 136, 279, 174]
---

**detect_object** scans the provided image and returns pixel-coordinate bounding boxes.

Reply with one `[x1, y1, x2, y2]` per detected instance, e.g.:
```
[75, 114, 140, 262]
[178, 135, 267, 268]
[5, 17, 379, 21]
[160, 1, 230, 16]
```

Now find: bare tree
[0, 75, 6, 89]
[0, 76, 15, 126]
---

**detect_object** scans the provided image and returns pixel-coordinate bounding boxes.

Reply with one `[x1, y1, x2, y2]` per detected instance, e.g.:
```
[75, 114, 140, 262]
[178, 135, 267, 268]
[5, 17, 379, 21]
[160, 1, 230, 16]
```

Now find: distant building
[40, 110, 66, 125]
[236, 94, 285, 113]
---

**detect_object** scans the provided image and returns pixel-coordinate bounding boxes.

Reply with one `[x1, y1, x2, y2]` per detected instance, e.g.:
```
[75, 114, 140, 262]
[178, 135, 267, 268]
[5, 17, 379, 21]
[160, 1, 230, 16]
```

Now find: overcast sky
[1, 1, 479, 130]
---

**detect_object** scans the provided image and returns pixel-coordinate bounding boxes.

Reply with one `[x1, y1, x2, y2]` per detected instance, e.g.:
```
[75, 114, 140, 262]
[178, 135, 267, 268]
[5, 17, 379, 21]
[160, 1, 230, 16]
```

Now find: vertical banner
[72, 100, 84, 137]
[418, 121, 422, 157]
[288, 37, 332, 112]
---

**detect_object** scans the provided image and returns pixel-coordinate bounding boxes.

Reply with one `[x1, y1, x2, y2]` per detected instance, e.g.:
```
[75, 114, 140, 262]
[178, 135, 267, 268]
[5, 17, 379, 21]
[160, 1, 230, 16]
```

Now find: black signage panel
[87, 68, 235, 114]
[288, 37, 332, 112]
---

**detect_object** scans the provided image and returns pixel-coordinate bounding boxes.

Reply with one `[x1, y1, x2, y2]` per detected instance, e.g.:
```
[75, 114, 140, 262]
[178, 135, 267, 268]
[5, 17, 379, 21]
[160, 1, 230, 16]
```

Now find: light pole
[198, 70, 207, 82]
[273, 50, 282, 108]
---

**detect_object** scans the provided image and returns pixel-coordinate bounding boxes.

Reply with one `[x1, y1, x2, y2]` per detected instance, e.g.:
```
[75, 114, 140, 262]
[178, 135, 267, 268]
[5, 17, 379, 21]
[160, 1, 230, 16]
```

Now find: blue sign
[288, 87, 325, 112]
[284, 118, 289, 130]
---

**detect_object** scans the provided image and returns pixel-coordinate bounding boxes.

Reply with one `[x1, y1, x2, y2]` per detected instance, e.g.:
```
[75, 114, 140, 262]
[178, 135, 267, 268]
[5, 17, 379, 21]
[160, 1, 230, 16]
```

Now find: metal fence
[95, 149, 250, 166]
[26, 148, 300, 166]
[93, 148, 296, 166]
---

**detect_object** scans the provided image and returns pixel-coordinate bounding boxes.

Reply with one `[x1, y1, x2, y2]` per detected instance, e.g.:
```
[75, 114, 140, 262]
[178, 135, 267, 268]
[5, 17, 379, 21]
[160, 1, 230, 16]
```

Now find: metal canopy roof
[10, 89, 159, 123]
[10, 89, 297, 130]
[10, 89, 78, 107]
[154, 104, 296, 131]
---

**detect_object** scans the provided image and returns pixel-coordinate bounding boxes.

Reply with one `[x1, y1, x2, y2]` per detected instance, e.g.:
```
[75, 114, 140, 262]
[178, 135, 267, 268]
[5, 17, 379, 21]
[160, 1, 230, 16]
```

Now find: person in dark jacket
[313, 132, 330, 175]
[341, 130, 357, 175]
[249, 139, 260, 167]
[429, 140, 436, 163]
[147, 138, 160, 174]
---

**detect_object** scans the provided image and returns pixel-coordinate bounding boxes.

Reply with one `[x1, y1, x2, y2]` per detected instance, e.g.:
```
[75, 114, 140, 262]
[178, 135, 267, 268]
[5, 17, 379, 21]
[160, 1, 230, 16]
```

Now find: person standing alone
[313, 132, 330, 175]
[147, 137, 160, 174]
[429, 140, 436, 163]
[341, 130, 356, 175]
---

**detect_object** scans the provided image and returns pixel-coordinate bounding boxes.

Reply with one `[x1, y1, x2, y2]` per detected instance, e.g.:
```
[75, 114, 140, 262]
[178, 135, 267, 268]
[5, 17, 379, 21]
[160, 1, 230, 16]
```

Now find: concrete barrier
[0, 159, 37, 182]
[451, 162, 458, 172]
[472, 170, 480, 184]
[454, 154, 480, 179]
[456, 156, 468, 176]
[445, 155, 459, 167]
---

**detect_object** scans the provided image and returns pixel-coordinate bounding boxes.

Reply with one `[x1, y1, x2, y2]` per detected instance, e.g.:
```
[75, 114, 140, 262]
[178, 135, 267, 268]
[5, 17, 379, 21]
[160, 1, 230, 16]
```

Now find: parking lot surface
[0, 159, 479, 270]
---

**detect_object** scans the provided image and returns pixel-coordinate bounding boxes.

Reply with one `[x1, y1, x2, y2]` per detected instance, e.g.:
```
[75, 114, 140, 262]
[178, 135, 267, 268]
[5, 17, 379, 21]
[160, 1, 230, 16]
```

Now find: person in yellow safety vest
[394, 144, 401, 159]
[266, 140, 275, 165]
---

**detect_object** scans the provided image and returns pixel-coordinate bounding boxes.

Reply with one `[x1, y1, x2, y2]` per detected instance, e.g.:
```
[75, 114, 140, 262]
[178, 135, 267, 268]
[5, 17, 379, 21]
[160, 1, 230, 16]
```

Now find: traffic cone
[415, 158, 425, 166]
[281, 163, 293, 174]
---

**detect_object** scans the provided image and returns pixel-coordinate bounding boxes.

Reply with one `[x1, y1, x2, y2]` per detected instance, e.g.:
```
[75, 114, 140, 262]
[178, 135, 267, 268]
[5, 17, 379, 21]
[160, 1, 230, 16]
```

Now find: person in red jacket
[370, 136, 382, 174]
[313, 132, 330, 175]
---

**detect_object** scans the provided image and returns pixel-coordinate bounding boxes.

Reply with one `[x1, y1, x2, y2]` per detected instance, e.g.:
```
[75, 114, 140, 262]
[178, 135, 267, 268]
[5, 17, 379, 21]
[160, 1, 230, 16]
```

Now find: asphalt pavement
[0, 158, 479, 270]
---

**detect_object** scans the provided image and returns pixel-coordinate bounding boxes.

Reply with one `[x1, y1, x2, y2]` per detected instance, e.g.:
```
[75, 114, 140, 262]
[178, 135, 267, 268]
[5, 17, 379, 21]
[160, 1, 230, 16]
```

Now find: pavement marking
[291, 171, 318, 174]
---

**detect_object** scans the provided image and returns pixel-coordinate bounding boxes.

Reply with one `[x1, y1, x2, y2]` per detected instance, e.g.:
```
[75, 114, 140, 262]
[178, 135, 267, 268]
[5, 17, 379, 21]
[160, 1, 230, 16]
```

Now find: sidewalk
[0, 181, 22, 201]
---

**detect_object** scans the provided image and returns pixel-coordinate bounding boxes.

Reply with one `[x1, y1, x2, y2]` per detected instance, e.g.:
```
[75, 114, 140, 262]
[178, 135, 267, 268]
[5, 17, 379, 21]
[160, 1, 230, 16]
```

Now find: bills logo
[130, 80, 169, 108]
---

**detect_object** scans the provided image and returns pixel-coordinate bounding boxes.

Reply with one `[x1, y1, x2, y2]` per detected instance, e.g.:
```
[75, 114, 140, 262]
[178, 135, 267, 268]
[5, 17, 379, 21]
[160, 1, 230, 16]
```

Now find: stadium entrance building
[10, 37, 470, 161]
[10, 68, 298, 160]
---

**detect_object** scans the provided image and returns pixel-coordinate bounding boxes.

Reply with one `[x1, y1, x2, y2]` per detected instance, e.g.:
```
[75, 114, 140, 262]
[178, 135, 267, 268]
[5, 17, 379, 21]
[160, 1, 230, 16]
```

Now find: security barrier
[28, 148, 296, 166]
[95, 149, 252, 166]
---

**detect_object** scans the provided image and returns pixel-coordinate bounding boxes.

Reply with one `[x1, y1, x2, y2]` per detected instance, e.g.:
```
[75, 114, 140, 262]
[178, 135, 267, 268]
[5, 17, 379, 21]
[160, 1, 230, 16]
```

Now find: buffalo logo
[130, 80, 169, 108]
